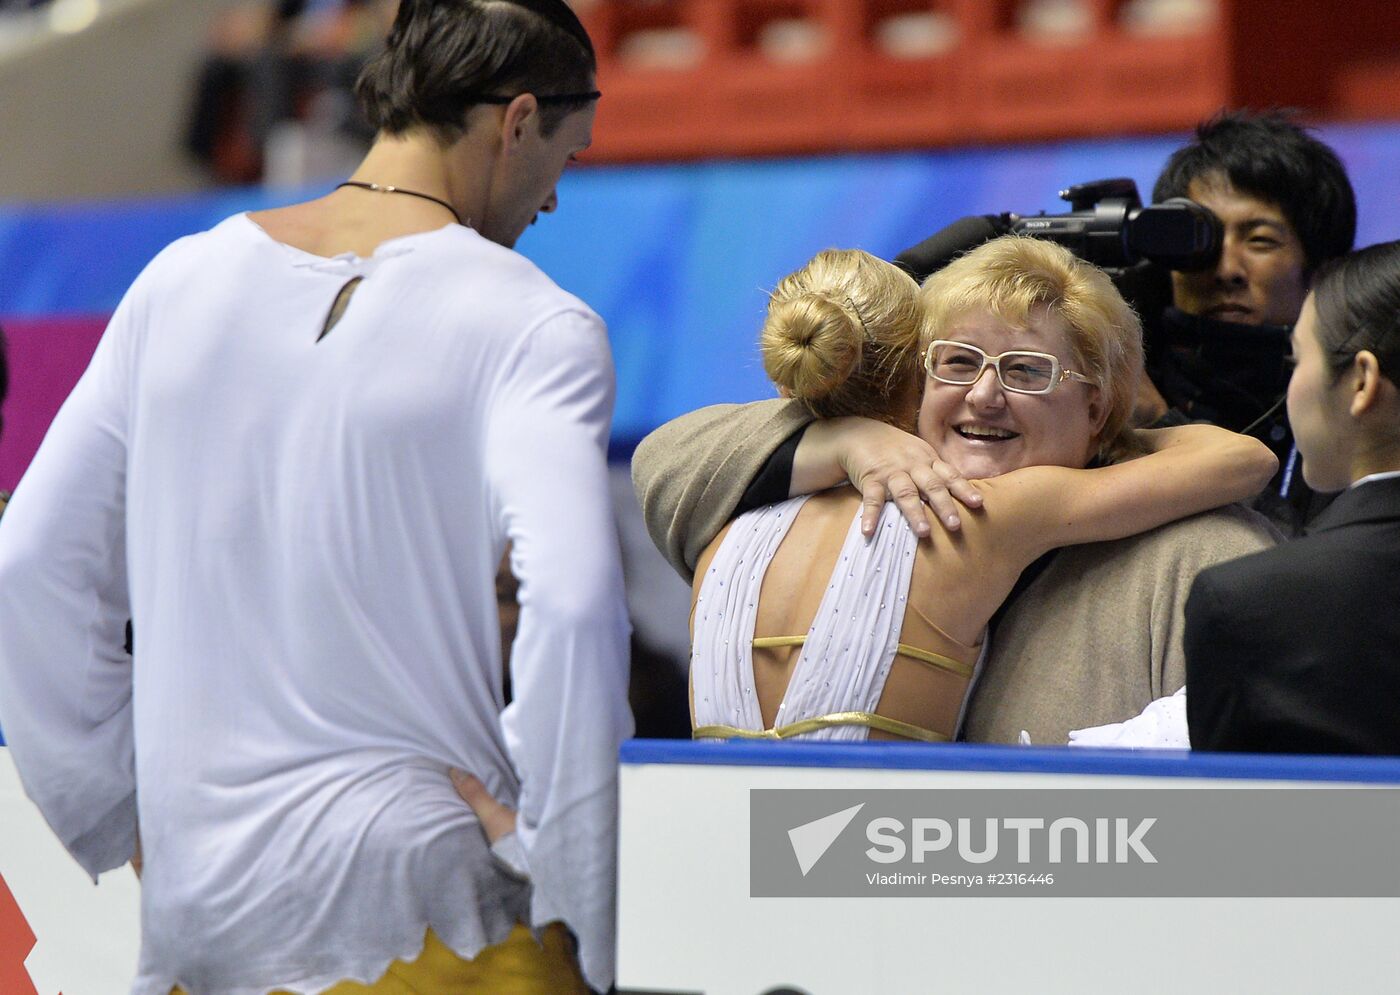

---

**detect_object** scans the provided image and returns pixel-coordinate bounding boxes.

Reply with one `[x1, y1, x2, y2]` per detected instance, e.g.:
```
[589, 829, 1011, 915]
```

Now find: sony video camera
[998, 177, 1221, 272]
[895, 177, 1221, 278]
[894, 178, 1222, 352]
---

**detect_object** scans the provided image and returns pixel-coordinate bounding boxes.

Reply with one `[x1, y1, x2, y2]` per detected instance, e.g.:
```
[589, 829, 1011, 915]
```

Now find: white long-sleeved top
[0, 214, 633, 994]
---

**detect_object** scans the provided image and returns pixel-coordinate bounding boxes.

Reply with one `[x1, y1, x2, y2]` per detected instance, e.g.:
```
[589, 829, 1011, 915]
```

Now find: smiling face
[1285, 295, 1353, 492]
[916, 307, 1106, 479]
[1171, 174, 1309, 327]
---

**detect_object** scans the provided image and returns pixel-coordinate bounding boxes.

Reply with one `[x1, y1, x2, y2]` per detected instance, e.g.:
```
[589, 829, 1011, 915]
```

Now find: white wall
[0, 0, 234, 202]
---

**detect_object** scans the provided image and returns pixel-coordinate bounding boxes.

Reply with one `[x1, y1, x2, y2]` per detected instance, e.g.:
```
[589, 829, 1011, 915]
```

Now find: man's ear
[499, 93, 540, 155]
[1350, 350, 1387, 418]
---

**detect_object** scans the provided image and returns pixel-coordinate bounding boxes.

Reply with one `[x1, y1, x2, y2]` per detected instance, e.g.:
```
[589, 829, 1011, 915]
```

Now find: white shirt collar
[1350, 469, 1400, 489]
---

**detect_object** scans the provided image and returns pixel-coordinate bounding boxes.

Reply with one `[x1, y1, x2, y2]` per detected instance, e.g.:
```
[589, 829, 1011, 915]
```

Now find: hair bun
[761, 293, 865, 402]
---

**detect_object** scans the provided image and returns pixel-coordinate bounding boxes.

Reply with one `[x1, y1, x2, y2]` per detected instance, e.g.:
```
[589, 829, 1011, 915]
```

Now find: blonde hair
[761, 249, 923, 429]
[920, 236, 1145, 461]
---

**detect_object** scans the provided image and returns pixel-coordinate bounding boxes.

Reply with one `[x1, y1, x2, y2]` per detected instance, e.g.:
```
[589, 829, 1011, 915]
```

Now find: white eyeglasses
[924, 339, 1092, 396]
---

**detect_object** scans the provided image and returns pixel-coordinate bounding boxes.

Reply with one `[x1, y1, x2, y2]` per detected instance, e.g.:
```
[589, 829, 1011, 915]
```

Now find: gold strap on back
[751, 635, 974, 681]
[752, 635, 808, 650]
[893, 642, 975, 680]
[693, 711, 949, 743]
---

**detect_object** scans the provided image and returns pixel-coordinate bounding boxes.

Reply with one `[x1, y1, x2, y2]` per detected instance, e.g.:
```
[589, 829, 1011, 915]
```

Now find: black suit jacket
[1186, 475, 1400, 754]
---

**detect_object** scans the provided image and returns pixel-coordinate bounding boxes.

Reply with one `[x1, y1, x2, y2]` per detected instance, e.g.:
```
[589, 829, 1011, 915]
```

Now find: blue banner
[6, 124, 1400, 445]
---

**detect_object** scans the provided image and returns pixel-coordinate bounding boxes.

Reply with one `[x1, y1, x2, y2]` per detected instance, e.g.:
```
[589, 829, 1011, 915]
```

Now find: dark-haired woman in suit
[1187, 239, 1400, 754]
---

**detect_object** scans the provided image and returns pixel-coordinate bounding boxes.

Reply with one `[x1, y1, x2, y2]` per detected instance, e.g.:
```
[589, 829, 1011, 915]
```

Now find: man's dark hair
[1313, 239, 1400, 383]
[355, 0, 597, 142]
[1153, 110, 1357, 274]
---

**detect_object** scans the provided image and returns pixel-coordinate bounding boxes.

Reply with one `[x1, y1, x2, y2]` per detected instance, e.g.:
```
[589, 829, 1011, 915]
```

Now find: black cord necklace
[335, 181, 464, 225]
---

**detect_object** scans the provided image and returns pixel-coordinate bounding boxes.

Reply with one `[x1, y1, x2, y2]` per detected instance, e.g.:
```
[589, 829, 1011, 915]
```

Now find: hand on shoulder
[796, 417, 983, 539]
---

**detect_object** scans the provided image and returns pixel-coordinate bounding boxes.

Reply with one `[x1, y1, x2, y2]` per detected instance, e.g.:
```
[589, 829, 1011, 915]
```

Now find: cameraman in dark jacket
[1136, 110, 1357, 535]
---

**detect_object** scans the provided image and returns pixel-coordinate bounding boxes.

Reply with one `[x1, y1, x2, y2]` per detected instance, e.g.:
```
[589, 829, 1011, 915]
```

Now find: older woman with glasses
[684, 237, 1276, 743]
[1186, 239, 1400, 754]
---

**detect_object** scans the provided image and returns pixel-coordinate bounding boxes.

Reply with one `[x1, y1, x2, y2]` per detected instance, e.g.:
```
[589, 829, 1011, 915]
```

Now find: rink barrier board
[616, 739, 1400, 995]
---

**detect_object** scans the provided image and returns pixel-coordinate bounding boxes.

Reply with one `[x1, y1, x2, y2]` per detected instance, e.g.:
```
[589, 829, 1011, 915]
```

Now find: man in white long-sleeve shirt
[0, 2, 632, 991]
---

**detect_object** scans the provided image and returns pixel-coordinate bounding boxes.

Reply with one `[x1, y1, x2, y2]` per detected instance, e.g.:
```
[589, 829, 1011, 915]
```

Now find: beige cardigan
[631, 398, 814, 584]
